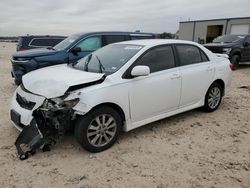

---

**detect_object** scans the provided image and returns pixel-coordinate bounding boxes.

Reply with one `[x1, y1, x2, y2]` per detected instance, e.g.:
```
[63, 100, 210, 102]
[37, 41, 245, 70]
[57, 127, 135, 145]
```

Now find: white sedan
[10, 39, 232, 156]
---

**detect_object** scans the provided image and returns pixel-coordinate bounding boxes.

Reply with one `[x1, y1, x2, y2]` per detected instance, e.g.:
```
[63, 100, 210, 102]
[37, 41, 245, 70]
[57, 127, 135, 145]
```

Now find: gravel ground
[0, 42, 250, 188]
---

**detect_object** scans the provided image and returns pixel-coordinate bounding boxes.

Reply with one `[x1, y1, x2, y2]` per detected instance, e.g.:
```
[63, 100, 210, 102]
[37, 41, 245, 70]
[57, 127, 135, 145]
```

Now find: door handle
[206, 66, 213, 71]
[170, 73, 181, 79]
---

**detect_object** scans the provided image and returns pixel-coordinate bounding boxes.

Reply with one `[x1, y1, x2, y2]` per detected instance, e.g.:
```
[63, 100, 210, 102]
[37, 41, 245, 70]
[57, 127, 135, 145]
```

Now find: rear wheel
[203, 83, 223, 112]
[230, 55, 240, 70]
[74, 106, 122, 153]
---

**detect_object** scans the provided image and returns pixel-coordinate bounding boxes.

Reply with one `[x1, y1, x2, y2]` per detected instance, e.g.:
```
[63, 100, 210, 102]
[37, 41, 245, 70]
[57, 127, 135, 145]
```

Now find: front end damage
[14, 93, 79, 160]
[12, 72, 106, 160]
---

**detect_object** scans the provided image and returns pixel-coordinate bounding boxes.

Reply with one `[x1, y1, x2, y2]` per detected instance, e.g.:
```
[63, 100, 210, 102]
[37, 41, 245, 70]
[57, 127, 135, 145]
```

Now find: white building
[179, 17, 250, 43]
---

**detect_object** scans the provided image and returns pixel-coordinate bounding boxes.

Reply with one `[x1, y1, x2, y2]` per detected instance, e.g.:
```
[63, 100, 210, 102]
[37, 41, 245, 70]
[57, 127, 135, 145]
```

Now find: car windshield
[212, 35, 245, 43]
[53, 35, 79, 51]
[71, 44, 144, 75]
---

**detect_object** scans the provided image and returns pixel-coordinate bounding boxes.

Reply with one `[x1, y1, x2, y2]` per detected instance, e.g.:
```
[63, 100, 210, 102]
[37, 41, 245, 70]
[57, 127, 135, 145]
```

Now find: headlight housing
[222, 48, 231, 55]
[13, 57, 32, 62]
[43, 97, 79, 111]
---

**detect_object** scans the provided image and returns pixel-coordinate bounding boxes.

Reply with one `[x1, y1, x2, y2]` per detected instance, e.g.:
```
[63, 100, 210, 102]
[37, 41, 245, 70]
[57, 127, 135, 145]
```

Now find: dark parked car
[16, 35, 66, 51]
[11, 32, 155, 85]
[204, 34, 250, 69]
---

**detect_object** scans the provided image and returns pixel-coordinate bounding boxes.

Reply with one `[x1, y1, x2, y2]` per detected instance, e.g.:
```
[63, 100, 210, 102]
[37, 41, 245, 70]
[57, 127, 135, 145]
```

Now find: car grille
[16, 93, 36, 110]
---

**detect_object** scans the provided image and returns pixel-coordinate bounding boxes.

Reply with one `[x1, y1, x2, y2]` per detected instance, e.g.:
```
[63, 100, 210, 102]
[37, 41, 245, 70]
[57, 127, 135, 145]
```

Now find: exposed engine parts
[15, 98, 78, 160]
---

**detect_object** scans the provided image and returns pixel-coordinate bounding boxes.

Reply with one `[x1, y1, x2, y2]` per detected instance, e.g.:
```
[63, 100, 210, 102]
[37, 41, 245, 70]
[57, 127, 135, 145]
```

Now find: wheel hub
[208, 87, 221, 109]
[87, 114, 117, 147]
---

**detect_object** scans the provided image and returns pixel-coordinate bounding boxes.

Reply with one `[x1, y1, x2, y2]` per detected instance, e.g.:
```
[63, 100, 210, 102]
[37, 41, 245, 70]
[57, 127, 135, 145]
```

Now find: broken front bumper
[10, 85, 45, 130]
[15, 119, 44, 160]
[10, 85, 75, 160]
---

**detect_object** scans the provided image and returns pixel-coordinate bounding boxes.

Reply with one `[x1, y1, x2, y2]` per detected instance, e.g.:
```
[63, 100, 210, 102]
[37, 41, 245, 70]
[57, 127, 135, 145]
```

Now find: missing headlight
[42, 98, 79, 111]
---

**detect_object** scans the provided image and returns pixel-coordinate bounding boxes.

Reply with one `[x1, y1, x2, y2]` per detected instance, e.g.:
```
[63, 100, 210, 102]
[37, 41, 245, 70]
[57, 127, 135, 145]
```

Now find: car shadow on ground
[55, 108, 203, 155]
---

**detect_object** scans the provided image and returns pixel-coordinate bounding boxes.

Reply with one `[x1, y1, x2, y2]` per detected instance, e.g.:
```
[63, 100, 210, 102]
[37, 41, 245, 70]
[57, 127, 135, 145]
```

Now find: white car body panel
[10, 39, 233, 132]
[10, 86, 45, 130]
[22, 64, 104, 98]
[128, 67, 181, 122]
[179, 61, 215, 107]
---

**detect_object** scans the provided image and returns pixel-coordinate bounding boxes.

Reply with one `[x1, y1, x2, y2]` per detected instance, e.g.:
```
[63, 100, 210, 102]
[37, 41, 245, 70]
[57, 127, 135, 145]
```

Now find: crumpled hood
[13, 48, 57, 58]
[22, 64, 105, 98]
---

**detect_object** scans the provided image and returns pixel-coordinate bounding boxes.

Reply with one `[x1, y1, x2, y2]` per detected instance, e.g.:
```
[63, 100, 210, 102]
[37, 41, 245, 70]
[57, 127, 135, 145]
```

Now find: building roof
[180, 16, 250, 23]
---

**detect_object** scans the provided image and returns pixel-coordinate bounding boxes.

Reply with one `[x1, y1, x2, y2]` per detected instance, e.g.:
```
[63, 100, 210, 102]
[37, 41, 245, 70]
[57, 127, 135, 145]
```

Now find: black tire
[74, 106, 122, 153]
[14, 78, 21, 85]
[203, 82, 223, 112]
[230, 55, 240, 70]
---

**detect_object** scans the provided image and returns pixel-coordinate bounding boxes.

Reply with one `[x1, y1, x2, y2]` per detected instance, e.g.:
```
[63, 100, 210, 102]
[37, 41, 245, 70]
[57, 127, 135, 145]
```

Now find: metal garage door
[230, 24, 250, 34]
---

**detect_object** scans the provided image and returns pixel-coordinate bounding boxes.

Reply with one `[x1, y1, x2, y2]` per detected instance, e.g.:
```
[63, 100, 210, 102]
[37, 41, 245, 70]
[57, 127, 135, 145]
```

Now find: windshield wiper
[84, 54, 93, 71]
[95, 55, 105, 73]
[46, 46, 55, 50]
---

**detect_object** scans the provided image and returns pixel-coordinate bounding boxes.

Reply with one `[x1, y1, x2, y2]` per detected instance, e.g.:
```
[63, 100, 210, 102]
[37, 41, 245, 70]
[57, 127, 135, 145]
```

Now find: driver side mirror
[131, 66, 150, 77]
[70, 47, 81, 55]
[243, 41, 249, 47]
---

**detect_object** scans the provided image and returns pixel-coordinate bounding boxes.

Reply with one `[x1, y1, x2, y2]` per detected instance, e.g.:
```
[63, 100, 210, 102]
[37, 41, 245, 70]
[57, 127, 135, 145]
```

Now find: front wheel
[74, 106, 122, 153]
[203, 83, 223, 112]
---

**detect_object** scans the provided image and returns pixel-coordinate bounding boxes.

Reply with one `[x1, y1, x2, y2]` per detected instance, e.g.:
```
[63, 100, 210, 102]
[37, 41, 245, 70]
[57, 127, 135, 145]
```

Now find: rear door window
[200, 50, 209, 62]
[175, 45, 208, 66]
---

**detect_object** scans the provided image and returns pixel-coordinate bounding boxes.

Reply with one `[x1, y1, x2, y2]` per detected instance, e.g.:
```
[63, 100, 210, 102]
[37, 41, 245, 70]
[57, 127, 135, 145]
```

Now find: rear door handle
[206, 66, 213, 71]
[170, 73, 181, 79]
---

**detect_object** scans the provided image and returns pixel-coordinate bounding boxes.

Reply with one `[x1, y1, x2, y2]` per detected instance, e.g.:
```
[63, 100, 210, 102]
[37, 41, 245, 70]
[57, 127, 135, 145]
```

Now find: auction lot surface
[0, 42, 250, 188]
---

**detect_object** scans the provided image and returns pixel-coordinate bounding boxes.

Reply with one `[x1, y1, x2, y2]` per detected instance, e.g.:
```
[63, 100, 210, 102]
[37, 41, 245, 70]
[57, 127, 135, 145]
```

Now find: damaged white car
[10, 39, 232, 159]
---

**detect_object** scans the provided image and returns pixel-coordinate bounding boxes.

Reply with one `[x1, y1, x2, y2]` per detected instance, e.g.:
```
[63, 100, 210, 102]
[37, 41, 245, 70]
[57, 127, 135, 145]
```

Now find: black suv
[11, 31, 155, 84]
[16, 35, 66, 51]
[204, 34, 250, 69]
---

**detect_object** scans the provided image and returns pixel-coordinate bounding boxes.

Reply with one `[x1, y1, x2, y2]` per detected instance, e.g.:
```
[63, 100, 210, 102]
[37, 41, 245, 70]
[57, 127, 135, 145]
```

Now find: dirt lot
[0, 42, 250, 188]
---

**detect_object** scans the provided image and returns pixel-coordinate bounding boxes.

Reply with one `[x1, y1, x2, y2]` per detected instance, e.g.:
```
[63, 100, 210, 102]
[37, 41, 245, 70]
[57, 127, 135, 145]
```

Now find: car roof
[75, 31, 155, 38]
[19, 35, 66, 38]
[116, 39, 199, 47]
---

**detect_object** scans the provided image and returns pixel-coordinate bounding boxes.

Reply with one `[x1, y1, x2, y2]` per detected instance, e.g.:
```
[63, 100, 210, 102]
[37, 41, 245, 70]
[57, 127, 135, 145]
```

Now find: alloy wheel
[208, 87, 221, 109]
[87, 114, 117, 147]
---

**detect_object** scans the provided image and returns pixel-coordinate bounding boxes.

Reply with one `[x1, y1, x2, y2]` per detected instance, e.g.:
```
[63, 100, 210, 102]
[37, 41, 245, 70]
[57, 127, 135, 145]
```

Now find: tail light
[229, 63, 234, 71]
